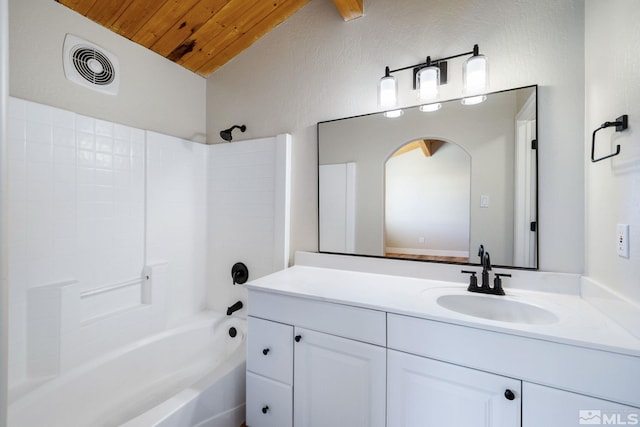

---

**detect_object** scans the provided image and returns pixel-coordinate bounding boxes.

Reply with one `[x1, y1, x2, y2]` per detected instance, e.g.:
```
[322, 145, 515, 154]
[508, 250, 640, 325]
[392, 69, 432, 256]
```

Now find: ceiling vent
[63, 34, 120, 95]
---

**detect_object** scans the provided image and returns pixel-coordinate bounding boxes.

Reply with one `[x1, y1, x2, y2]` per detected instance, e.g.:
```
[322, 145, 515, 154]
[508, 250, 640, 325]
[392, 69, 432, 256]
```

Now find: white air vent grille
[63, 34, 120, 95]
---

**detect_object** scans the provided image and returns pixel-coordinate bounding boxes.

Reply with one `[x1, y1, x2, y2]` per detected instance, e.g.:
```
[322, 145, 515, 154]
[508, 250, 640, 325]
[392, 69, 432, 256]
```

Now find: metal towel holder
[591, 114, 628, 163]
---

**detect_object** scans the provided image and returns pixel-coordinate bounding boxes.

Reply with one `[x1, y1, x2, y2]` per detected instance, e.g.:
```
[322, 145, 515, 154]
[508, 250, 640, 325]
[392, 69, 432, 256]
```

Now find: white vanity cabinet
[387, 349, 521, 427]
[246, 290, 387, 427]
[246, 266, 640, 427]
[522, 382, 639, 427]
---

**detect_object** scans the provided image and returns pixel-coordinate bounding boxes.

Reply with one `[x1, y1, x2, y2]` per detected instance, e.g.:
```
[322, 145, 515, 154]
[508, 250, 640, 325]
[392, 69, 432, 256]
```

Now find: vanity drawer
[246, 372, 292, 427]
[249, 290, 386, 346]
[247, 316, 293, 384]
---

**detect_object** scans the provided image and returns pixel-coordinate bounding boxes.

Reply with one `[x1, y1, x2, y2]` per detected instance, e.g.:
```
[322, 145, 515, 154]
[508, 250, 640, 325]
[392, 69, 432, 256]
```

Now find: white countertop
[246, 265, 640, 358]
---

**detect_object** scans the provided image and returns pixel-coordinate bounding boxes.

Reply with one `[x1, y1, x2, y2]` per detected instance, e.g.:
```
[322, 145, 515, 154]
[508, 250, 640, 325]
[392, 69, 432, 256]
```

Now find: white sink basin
[436, 293, 559, 325]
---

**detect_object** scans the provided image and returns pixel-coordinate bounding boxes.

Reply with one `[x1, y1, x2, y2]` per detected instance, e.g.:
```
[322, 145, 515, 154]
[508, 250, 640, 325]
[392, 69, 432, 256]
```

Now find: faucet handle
[461, 270, 478, 291]
[493, 273, 512, 295]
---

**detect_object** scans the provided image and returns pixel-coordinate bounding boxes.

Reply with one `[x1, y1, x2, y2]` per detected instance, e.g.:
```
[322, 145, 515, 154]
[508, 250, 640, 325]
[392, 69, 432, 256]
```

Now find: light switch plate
[617, 224, 629, 258]
[480, 195, 489, 208]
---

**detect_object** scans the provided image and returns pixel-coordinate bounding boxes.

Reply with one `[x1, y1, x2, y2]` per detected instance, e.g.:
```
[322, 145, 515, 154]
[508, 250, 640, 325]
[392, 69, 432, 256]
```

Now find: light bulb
[378, 75, 398, 108]
[463, 54, 488, 94]
[417, 66, 440, 102]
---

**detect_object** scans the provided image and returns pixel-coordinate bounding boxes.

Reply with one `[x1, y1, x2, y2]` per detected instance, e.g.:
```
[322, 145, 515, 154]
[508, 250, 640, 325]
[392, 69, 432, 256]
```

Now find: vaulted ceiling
[55, 0, 363, 77]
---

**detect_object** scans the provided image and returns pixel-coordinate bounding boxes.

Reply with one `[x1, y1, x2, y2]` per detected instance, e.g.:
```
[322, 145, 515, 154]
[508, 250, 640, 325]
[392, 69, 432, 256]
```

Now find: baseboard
[385, 247, 469, 258]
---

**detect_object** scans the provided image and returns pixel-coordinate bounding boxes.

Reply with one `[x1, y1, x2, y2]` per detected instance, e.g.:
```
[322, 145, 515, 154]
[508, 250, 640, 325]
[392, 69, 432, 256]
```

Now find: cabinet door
[523, 382, 640, 427]
[388, 350, 521, 427]
[293, 327, 386, 427]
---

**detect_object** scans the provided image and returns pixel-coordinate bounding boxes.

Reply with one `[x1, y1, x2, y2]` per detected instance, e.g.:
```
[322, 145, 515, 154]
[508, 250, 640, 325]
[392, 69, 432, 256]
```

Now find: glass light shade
[417, 66, 440, 101]
[378, 75, 398, 108]
[463, 54, 488, 94]
[383, 109, 404, 118]
[419, 103, 442, 112]
[461, 95, 487, 105]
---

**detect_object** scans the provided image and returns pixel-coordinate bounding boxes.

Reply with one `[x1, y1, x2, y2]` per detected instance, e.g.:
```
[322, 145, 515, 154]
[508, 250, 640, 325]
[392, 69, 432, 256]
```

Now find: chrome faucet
[461, 245, 510, 295]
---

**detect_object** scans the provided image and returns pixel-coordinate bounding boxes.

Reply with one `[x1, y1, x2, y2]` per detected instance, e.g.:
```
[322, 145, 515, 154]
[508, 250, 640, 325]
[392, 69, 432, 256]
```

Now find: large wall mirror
[318, 85, 538, 269]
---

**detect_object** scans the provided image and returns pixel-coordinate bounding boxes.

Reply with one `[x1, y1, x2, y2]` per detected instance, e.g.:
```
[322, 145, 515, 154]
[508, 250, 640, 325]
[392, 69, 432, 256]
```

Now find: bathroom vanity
[245, 256, 640, 427]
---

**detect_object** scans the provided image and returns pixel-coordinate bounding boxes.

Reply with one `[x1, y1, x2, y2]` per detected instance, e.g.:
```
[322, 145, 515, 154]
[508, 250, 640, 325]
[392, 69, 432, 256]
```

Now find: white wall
[385, 143, 470, 257]
[585, 0, 640, 304]
[206, 0, 585, 274]
[9, 0, 206, 143]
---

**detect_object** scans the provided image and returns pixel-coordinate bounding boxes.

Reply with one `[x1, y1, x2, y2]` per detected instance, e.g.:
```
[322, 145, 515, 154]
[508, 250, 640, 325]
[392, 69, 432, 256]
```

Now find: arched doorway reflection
[384, 139, 471, 262]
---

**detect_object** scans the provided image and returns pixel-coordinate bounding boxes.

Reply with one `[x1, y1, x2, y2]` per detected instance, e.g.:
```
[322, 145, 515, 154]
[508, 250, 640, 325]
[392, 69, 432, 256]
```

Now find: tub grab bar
[80, 277, 145, 299]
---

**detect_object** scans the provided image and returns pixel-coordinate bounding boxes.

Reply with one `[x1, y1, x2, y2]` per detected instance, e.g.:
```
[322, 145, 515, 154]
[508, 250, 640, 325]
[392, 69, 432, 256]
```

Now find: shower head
[220, 125, 246, 142]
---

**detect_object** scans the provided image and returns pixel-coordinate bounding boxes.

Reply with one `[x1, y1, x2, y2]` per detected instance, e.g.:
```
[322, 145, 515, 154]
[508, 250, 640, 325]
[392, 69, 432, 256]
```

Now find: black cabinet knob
[262, 348, 270, 355]
[262, 405, 269, 414]
[294, 335, 302, 342]
[504, 389, 516, 400]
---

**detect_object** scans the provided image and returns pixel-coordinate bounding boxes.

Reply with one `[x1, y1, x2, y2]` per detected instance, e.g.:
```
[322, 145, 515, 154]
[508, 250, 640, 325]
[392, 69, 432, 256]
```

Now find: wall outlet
[480, 195, 490, 208]
[617, 224, 629, 258]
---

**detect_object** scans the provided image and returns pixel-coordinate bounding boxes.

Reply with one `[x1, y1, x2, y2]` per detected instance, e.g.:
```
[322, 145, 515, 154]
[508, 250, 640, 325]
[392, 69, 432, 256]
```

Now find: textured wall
[206, 0, 586, 273]
[9, 0, 206, 143]
[585, 0, 640, 304]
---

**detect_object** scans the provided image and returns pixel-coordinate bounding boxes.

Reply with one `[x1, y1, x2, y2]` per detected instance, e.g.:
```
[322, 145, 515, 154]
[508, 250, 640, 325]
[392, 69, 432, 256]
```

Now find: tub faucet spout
[226, 301, 243, 316]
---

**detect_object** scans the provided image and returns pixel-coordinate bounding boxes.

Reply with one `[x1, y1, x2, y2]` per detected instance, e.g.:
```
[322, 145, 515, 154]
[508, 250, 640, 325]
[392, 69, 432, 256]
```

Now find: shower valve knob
[262, 348, 270, 355]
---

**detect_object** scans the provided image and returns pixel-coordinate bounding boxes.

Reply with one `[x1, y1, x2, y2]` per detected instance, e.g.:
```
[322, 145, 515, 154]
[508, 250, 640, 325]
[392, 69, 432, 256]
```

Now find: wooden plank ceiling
[55, 0, 363, 77]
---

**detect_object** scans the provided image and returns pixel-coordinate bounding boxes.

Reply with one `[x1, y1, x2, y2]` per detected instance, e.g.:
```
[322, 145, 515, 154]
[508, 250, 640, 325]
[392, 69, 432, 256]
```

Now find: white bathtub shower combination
[6, 98, 291, 426]
[9, 312, 246, 427]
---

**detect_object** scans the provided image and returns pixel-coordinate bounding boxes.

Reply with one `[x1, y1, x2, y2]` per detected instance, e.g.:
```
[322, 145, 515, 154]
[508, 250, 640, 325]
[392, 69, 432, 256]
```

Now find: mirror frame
[316, 84, 539, 271]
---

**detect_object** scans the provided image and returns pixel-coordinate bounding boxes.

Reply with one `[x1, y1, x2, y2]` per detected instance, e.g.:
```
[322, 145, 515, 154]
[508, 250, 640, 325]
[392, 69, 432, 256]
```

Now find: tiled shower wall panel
[207, 136, 289, 315]
[146, 132, 207, 326]
[7, 97, 145, 386]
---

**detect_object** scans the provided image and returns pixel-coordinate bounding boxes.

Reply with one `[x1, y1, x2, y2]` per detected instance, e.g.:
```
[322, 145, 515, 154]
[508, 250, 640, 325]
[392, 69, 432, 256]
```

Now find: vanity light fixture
[378, 44, 488, 110]
[417, 60, 440, 102]
[461, 44, 489, 105]
[378, 66, 398, 109]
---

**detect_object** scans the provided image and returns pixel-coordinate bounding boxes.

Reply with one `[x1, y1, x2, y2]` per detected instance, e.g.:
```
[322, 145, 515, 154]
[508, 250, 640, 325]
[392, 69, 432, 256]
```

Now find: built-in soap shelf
[26, 263, 168, 379]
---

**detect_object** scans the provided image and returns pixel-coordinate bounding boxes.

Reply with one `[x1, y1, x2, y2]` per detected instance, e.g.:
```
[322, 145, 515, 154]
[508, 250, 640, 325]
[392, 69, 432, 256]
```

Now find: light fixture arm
[382, 44, 481, 89]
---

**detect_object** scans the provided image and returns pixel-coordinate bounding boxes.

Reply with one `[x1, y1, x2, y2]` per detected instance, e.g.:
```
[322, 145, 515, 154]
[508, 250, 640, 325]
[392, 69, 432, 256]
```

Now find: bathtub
[8, 311, 246, 427]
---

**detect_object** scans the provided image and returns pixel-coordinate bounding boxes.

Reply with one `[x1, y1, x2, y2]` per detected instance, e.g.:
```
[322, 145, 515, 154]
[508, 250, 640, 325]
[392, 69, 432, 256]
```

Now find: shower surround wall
[7, 97, 289, 396]
[207, 136, 291, 315]
[7, 97, 147, 386]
